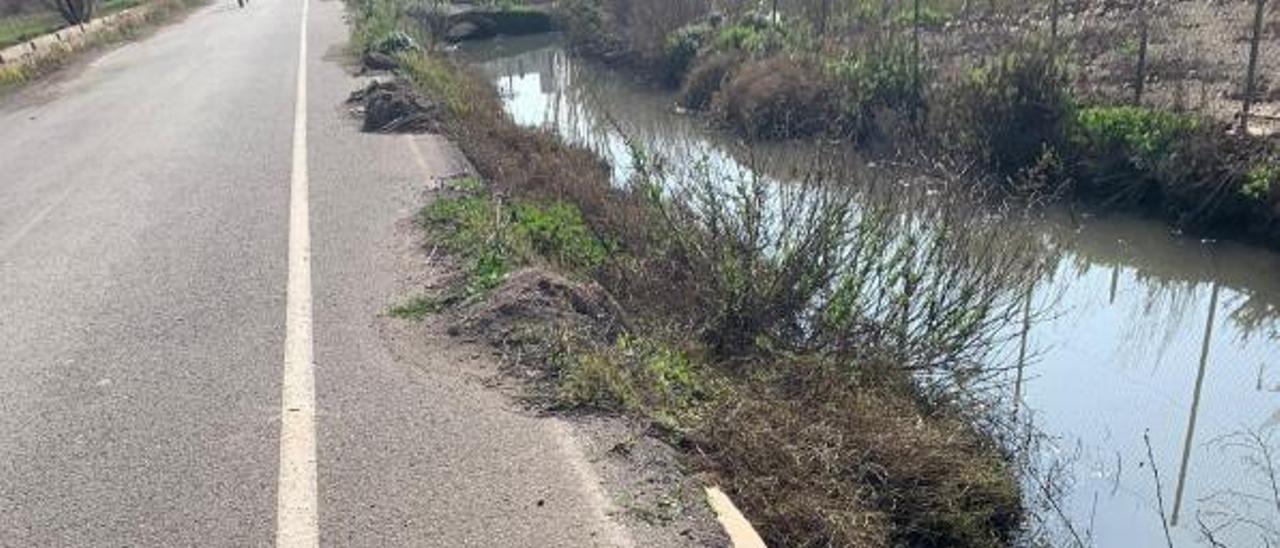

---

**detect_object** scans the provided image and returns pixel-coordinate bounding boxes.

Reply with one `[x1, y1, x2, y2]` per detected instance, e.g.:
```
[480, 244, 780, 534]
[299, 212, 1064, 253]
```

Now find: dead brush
[694, 356, 1023, 548]
[634, 139, 1044, 383]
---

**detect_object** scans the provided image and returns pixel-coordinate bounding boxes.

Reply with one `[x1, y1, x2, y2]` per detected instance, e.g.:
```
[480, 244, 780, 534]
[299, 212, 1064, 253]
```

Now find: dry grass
[714, 55, 838, 139]
[677, 52, 737, 110]
[696, 358, 1021, 548]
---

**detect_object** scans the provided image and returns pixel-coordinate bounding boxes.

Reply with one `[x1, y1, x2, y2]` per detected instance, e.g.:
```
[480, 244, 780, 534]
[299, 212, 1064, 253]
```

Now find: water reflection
[460, 34, 1280, 547]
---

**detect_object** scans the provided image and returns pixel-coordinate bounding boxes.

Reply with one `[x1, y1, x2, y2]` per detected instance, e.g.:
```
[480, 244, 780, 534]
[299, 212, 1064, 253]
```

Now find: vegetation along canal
[460, 33, 1280, 547]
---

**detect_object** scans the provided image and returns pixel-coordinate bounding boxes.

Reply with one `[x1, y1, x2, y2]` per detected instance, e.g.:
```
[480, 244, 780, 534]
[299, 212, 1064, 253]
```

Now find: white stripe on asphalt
[276, 0, 317, 544]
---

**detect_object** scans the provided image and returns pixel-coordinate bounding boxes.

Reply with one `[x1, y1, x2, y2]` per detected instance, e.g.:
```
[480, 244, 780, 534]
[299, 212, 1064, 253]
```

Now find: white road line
[276, 0, 317, 544]
[402, 135, 438, 190]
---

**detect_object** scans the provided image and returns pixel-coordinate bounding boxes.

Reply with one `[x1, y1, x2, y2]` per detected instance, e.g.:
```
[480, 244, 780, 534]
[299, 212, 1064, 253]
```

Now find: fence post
[1050, 0, 1060, 53]
[1134, 0, 1149, 106]
[818, 0, 831, 36]
[1241, 0, 1268, 133]
[913, 0, 922, 121]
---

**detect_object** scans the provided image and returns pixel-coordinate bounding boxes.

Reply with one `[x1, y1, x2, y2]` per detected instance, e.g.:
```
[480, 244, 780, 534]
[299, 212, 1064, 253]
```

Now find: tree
[45, 0, 96, 25]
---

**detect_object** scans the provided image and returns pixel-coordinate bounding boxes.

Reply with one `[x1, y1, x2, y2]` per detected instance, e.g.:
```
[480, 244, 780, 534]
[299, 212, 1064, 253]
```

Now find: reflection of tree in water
[1197, 427, 1280, 546]
[1227, 291, 1280, 345]
[1046, 213, 1280, 350]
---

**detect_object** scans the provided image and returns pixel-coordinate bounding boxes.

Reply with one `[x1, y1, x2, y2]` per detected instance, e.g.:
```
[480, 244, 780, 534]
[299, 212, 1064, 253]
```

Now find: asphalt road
[0, 1, 633, 545]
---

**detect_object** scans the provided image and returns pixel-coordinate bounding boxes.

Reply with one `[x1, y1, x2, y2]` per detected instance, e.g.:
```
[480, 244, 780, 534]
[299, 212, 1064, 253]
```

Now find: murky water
[460, 33, 1280, 547]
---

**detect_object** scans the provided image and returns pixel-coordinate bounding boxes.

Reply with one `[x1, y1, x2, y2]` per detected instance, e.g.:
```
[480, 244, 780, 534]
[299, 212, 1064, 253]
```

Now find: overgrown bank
[555, 0, 1280, 250]
[348, 2, 1051, 546]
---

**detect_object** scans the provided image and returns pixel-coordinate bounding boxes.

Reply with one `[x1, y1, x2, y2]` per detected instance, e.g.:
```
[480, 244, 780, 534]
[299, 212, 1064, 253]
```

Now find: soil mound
[453, 268, 622, 345]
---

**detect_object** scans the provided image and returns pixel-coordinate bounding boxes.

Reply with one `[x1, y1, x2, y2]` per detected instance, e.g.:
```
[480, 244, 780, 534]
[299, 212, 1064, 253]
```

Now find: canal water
[459, 33, 1280, 547]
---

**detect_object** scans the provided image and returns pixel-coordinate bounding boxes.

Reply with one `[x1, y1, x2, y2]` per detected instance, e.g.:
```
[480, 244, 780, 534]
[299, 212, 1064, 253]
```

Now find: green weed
[1073, 106, 1198, 161]
[511, 202, 610, 272]
[891, 4, 951, 28]
[445, 175, 485, 193]
[421, 195, 610, 297]
[388, 295, 446, 320]
[1243, 163, 1279, 202]
[823, 39, 921, 133]
[0, 11, 63, 49]
[556, 335, 711, 428]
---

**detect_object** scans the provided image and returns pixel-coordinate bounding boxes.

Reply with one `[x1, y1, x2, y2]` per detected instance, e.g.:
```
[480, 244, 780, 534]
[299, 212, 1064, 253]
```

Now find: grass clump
[421, 193, 610, 296]
[511, 201, 611, 272]
[556, 335, 713, 428]
[0, 10, 62, 48]
[388, 295, 446, 320]
[400, 51, 477, 116]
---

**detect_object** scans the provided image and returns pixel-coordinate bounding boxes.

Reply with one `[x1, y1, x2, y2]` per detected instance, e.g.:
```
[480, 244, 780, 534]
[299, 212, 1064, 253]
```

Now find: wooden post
[1241, 0, 1268, 133]
[912, 0, 922, 122]
[1050, 0, 1060, 53]
[818, 0, 831, 36]
[1134, 0, 1149, 106]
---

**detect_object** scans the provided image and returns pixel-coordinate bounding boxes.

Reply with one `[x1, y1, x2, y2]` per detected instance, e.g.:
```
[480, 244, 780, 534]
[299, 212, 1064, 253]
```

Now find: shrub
[349, 0, 413, 55]
[558, 0, 710, 71]
[556, 0, 626, 59]
[711, 14, 808, 56]
[940, 44, 1073, 178]
[824, 39, 922, 137]
[713, 23, 761, 52]
[714, 55, 836, 139]
[661, 22, 713, 84]
[677, 52, 738, 110]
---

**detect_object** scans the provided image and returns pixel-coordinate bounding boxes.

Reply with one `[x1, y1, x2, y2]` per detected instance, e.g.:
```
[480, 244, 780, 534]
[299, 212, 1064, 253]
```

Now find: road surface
[0, 0, 634, 545]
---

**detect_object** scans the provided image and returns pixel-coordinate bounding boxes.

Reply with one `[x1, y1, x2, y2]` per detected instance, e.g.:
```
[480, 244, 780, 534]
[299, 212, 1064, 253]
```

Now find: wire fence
[726, 0, 1279, 133]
